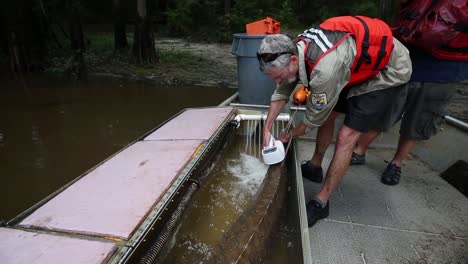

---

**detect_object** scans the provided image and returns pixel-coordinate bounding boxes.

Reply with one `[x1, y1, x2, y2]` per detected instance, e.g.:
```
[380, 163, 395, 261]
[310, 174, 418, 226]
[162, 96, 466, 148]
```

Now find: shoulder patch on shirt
[311, 93, 328, 110]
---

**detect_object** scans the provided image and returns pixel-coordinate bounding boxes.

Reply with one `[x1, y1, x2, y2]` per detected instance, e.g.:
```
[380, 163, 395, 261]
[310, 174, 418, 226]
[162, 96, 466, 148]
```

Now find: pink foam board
[19, 140, 202, 239]
[0, 228, 115, 264]
[145, 107, 233, 141]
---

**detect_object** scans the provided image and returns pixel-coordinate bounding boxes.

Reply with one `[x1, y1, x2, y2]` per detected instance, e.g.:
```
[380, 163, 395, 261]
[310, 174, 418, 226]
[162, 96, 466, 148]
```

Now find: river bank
[43, 35, 467, 122]
[44, 36, 238, 89]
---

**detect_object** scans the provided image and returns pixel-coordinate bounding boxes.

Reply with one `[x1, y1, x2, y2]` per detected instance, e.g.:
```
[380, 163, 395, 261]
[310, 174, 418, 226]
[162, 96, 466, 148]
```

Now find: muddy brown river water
[154, 119, 302, 264]
[0, 75, 234, 221]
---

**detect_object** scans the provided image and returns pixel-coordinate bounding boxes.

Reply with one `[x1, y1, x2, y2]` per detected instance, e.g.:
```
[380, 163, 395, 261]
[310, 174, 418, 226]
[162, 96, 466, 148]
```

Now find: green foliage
[159, 49, 198, 66]
[30, 0, 381, 73]
[274, 0, 301, 30]
[87, 33, 114, 53]
[46, 31, 125, 74]
[0, 53, 7, 65]
[349, 0, 378, 17]
[293, 0, 378, 26]
[228, 0, 265, 34]
[162, 0, 378, 42]
[166, 0, 224, 39]
[166, 0, 194, 36]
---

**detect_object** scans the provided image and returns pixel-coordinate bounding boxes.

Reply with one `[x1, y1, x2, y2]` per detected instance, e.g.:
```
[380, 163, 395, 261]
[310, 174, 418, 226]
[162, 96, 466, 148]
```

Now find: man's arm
[263, 78, 298, 146]
[263, 99, 287, 146]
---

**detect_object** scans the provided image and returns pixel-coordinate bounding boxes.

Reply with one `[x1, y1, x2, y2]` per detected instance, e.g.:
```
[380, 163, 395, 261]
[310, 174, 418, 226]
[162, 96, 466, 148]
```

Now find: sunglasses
[256, 52, 292, 62]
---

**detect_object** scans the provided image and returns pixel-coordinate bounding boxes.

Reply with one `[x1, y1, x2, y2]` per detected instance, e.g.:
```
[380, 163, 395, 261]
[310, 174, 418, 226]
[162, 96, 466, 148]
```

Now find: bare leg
[354, 130, 381, 155]
[310, 111, 340, 167]
[391, 137, 417, 166]
[317, 124, 361, 202]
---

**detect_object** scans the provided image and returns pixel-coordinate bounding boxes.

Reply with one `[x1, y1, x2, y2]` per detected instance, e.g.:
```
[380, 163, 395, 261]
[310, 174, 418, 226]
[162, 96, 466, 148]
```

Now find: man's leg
[302, 111, 339, 183]
[354, 130, 381, 156]
[391, 137, 417, 167]
[382, 82, 455, 185]
[317, 124, 361, 202]
[311, 111, 340, 166]
[305, 83, 408, 227]
[350, 130, 381, 165]
[351, 83, 408, 166]
[306, 124, 361, 227]
[381, 136, 417, 185]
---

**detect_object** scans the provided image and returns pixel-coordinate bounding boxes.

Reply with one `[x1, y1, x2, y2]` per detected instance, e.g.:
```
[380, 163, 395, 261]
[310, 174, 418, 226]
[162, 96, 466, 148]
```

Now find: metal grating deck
[297, 139, 468, 264]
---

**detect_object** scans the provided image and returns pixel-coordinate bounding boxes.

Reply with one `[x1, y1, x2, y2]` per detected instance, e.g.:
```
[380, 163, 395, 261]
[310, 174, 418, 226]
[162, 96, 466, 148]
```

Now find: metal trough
[122, 107, 309, 264]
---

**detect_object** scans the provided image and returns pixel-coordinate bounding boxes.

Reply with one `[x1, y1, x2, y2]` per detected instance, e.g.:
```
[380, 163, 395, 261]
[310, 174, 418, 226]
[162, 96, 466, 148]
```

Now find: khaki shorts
[368, 82, 456, 140]
[399, 82, 455, 140]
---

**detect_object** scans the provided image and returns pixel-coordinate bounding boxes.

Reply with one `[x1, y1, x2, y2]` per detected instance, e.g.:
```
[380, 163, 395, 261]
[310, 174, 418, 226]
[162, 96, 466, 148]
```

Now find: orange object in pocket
[293, 86, 310, 105]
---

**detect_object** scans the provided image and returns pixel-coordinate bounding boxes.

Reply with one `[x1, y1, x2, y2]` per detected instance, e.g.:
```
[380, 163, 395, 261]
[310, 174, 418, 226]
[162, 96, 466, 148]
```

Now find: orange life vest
[296, 16, 395, 87]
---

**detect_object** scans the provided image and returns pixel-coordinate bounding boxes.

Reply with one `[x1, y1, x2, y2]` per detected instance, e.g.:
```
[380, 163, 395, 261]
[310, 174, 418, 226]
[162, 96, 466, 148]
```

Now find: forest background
[1, 0, 393, 81]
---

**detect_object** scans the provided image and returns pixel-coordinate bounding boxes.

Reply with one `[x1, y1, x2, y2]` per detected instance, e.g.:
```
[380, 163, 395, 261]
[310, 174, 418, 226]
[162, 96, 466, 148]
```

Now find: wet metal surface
[0, 228, 116, 264]
[19, 140, 203, 239]
[297, 138, 468, 263]
[145, 107, 233, 141]
[0, 75, 234, 221]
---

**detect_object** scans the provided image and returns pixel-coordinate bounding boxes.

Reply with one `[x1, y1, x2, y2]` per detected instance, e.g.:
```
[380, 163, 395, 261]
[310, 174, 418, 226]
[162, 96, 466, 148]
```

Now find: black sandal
[350, 152, 366, 165]
[381, 163, 401, 185]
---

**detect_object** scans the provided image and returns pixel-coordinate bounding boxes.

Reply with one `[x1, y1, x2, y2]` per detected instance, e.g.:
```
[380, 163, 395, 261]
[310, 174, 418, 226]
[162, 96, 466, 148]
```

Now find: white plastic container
[262, 136, 285, 165]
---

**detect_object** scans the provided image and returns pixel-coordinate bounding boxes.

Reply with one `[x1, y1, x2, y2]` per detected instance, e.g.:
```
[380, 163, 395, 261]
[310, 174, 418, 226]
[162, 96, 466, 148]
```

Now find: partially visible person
[351, 47, 468, 185]
[351, 0, 468, 185]
[257, 15, 412, 227]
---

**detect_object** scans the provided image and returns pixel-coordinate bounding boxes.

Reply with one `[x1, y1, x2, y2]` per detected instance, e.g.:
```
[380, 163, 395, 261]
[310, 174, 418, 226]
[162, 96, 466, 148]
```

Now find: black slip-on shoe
[350, 152, 366, 165]
[301, 161, 323, 183]
[306, 200, 329, 227]
[381, 163, 401, 186]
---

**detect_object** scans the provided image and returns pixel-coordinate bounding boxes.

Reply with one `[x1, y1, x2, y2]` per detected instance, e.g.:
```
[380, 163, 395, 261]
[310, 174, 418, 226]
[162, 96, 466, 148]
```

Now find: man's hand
[280, 121, 308, 143]
[278, 132, 291, 143]
[263, 100, 288, 147]
[263, 129, 272, 147]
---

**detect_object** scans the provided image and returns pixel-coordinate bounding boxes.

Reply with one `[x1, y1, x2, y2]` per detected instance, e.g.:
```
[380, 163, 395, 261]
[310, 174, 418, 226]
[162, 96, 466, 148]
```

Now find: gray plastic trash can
[231, 33, 275, 105]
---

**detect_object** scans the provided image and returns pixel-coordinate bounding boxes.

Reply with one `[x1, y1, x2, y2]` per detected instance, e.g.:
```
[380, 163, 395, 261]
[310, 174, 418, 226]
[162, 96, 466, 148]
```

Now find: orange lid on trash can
[246, 17, 281, 35]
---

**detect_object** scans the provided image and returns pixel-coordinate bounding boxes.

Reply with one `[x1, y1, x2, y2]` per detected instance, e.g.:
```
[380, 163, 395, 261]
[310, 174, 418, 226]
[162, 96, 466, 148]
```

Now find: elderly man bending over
[257, 15, 412, 227]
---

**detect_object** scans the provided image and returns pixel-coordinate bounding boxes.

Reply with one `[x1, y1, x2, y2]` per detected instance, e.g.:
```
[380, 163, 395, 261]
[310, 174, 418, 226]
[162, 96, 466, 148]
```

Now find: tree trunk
[3, 0, 48, 74]
[67, 0, 86, 79]
[7, 32, 28, 74]
[379, 0, 399, 25]
[113, 0, 128, 51]
[224, 0, 231, 15]
[132, 0, 158, 64]
[69, 4, 84, 51]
